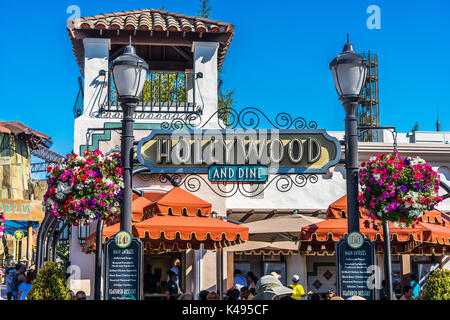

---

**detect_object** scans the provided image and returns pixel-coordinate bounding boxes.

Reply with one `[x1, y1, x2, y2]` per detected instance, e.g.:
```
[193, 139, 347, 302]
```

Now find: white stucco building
[66, 9, 450, 300]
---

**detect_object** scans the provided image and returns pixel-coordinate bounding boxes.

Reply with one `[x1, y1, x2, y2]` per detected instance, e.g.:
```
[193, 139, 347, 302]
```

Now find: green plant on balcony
[141, 73, 187, 103]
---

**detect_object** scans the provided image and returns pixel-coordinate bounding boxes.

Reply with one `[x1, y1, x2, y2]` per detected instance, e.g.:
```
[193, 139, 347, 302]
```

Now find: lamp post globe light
[329, 35, 367, 235]
[111, 38, 149, 235]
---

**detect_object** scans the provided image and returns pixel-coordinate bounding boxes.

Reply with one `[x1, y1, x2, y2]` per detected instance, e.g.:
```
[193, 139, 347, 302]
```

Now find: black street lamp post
[330, 36, 394, 300]
[330, 35, 367, 235]
[111, 38, 149, 234]
[331, 36, 393, 299]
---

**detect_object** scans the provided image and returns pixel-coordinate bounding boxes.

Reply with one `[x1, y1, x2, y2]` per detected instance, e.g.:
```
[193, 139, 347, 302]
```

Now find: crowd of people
[379, 274, 423, 300]
[2, 263, 89, 301]
[147, 267, 425, 301]
[141, 267, 317, 301]
[3, 263, 34, 300]
[2, 260, 424, 300]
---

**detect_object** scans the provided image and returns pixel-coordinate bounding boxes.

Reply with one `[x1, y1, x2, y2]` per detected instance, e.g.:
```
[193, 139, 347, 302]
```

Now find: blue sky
[1, 0, 449, 156]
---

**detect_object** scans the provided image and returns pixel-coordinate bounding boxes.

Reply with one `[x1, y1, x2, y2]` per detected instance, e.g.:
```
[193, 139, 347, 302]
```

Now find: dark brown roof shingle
[68, 8, 234, 72]
[0, 121, 52, 150]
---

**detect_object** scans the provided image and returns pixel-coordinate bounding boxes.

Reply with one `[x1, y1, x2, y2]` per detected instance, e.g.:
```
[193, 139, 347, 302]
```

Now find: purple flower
[400, 185, 407, 193]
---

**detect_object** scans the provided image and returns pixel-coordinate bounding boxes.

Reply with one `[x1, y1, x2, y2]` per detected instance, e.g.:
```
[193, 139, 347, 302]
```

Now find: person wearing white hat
[270, 271, 281, 279]
[289, 275, 312, 300]
[250, 275, 294, 300]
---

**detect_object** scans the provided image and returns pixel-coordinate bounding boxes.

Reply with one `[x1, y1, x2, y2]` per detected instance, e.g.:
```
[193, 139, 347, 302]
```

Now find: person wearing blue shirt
[410, 274, 421, 299]
[233, 269, 247, 291]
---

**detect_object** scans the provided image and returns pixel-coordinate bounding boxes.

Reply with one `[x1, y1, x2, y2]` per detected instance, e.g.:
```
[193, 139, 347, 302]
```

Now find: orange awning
[327, 194, 447, 225]
[83, 188, 247, 253]
[299, 194, 450, 255]
[131, 197, 151, 222]
[83, 216, 248, 253]
[143, 187, 211, 217]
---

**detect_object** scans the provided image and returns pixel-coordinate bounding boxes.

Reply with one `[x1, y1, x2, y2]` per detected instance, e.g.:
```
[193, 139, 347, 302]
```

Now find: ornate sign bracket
[133, 107, 340, 198]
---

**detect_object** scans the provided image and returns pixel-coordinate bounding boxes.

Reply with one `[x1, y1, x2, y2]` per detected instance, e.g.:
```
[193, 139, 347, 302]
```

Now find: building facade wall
[69, 35, 450, 299]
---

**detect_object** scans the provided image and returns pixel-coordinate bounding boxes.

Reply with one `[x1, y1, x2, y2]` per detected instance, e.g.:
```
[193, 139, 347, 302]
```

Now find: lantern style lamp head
[329, 34, 367, 102]
[58, 222, 70, 246]
[78, 223, 89, 245]
[111, 37, 149, 103]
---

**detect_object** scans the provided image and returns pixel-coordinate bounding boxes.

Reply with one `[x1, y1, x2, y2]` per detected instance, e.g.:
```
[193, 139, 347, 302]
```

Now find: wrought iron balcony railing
[95, 71, 202, 119]
[73, 76, 84, 118]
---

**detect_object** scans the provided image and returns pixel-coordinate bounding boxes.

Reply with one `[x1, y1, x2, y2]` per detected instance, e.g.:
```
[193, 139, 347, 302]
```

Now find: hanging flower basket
[358, 152, 443, 228]
[43, 149, 124, 225]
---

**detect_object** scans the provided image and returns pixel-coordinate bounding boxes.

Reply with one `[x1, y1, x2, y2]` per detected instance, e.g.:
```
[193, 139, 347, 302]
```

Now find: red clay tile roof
[68, 8, 234, 72]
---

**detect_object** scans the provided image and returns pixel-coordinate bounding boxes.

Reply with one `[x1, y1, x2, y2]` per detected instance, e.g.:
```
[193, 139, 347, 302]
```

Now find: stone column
[226, 251, 234, 290]
[400, 255, 411, 287]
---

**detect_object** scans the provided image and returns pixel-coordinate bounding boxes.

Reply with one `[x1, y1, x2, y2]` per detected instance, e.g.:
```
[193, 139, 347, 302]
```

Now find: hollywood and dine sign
[136, 129, 341, 182]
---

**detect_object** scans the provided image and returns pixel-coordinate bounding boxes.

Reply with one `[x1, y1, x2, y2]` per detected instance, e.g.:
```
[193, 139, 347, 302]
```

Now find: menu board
[104, 238, 143, 300]
[336, 237, 376, 300]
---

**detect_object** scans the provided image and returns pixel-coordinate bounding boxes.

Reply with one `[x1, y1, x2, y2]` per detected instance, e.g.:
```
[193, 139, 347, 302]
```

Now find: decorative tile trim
[79, 122, 161, 154]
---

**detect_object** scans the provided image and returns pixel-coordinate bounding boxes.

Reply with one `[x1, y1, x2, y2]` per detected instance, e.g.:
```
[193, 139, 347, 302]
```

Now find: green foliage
[56, 243, 70, 273]
[218, 70, 236, 124]
[412, 122, 419, 133]
[27, 262, 72, 300]
[218, 70, 235, 110]
[218, 88, 235, 111]
[197, 0, 211, 18]
[422, 269, 450, 300]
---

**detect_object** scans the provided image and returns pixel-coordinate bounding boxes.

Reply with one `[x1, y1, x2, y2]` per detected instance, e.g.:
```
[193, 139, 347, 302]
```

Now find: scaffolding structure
[359, 51, 380, 142]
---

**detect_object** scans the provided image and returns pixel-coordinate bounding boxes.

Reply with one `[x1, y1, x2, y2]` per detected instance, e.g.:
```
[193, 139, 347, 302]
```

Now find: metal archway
[51, 221, 70, 262]
[44, 218, 59, 263]
[36, 216, 71, 272]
